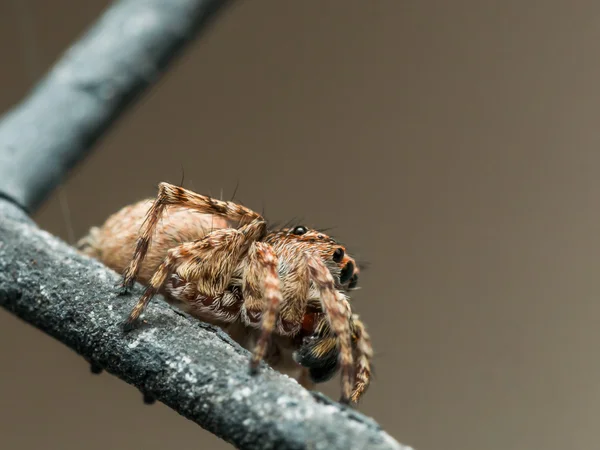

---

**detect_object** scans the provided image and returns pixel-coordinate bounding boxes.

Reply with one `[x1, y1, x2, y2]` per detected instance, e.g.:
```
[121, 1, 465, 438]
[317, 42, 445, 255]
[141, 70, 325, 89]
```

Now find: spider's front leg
[306, 255, 355, 404]
[294, 313, 373, 404]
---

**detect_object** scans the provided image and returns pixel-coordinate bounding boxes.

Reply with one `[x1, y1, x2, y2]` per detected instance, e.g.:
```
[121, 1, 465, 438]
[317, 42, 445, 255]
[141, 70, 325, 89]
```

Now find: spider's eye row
[333, 247, 345, 263]
[292, 225, 308, 235]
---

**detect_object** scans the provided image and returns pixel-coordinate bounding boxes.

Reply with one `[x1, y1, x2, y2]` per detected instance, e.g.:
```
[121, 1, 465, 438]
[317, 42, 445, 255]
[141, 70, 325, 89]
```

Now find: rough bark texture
[0, 199, 410, 450]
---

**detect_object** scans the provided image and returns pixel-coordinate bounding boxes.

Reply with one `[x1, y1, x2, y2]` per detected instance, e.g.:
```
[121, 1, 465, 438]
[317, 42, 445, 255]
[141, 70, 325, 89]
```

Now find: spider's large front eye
[333, 247, 345, 263]
[292, 225, 308, 235]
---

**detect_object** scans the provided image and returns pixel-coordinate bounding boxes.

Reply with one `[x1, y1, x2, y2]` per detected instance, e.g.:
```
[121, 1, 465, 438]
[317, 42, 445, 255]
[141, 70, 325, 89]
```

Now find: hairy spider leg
[121, 182, 262, 293]
[349, 314, 373, 403]
[307, 255, 354, 404]
[243, 242, 284, 369]
[123, 219, 265, 329]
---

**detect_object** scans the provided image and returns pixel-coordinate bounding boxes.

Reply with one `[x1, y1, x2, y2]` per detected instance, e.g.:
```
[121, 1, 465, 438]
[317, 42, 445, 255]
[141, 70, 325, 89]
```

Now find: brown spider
[78, 182, 373, 404]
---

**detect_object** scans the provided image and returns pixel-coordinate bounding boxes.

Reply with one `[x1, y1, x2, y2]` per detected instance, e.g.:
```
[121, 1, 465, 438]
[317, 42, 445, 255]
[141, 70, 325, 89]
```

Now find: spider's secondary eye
[333, 247, 345, 263]
[292, 225, 308, 235]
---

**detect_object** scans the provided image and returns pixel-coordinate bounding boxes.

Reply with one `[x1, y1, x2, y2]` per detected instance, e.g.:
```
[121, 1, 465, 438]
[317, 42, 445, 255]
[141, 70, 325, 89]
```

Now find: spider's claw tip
[248, 358, 261, 375]
[116, 278, 135, 296]
[117, 284, 131, 296]
[143, 393, 156, 405]
[339, 395, 352, 405]
[122, 319, 138, 332]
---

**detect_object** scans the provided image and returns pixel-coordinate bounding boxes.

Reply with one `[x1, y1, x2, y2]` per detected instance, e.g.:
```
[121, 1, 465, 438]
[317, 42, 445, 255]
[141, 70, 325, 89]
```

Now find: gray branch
[0, 200, 409, 450]
[0, 0, 411, 448]
[0, 0, 231, 213]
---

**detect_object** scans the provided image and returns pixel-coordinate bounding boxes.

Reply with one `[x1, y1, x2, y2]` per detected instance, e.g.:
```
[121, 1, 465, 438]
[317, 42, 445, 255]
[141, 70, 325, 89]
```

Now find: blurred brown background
[2, 1, 600, 449]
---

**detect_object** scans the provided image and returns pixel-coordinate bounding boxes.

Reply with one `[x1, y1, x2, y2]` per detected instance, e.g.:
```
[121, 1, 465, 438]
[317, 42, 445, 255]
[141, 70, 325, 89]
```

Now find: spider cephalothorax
[78, 182, 373, 404]
[265, 225, 360, 292]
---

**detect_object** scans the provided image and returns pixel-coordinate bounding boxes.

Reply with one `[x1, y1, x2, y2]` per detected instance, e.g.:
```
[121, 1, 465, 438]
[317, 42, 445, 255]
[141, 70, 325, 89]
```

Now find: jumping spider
[78, 182, 373, 404]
